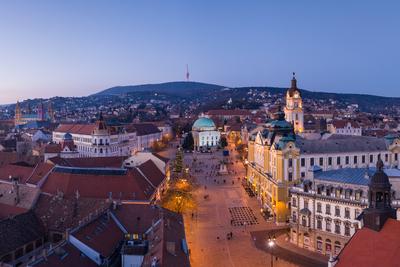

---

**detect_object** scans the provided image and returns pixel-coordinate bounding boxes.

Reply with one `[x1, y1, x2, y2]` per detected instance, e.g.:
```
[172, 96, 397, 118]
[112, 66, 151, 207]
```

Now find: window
[345, 156, 349, 165]
[302, 216, 307, 227]
[344, 223, 351, 236]
[317, 219, 322, 229]
[316, 237, 323, 252]
[354, 209, 360, 219]
[370, 154, 373, 163]
[292, 198, 297, 207]
[303, 199, 309, 209]
[326, 221, 331, 232]
[337, 157, 341, 165]
[317, 202, 322, 213]
[385, 154, 388, 162]
[362, 155, 366, 164]
[345, 208, 350, 219]
[395, 153, 398, 161]
[301, 158, 305, 167]
[310, 158, 315, 166]
[328, 157, 332, 166]
[335, 206, 340, 216]
[345, 190, 351, 199]
[319, 157, 323, 166]
[326, 204, 331, 215]
[288, 172, 293, 181]
[334, 241, 342, 255]
[335, 189, 341, 198]
[335, 222, 341, 234]
[354, 156, 357, 164]
[301, 172, 305, 178]
[292, 211, 297, 223]
[355, 191, 361, 200]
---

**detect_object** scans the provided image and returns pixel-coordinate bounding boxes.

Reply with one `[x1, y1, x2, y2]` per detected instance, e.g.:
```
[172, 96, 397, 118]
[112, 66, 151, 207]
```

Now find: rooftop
[336, 218, 400, 267]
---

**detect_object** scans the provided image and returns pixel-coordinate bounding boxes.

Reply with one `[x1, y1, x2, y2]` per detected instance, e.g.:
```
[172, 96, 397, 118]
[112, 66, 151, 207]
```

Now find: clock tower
[284, 73, 304, 133]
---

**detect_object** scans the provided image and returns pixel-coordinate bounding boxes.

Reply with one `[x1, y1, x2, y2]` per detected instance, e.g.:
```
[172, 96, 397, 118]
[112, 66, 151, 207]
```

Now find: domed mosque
[192, 116, 220, 150]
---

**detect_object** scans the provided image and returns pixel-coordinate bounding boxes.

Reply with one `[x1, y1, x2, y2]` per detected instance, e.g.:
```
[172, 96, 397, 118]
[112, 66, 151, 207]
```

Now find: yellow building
[246, 109, 300, 224]
[284, 73, 304, 133]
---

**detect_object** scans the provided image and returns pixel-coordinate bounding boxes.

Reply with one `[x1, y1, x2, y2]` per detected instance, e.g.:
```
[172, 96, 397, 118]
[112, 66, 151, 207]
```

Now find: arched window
[325, 239, 332, 255]
[334, 241, 341, 255]
[316, 236, 323, 252]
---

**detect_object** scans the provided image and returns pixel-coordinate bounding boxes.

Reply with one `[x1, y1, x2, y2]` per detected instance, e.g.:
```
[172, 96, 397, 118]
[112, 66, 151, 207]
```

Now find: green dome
[192, 117, 216, 131]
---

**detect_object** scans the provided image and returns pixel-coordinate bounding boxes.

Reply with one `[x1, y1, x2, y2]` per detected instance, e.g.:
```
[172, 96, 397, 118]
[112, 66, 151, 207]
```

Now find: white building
[53, 115, 137, 157]
[191, 117, 220, 150]
[290, 165, 400, 256]
[327, 120, 362, 136]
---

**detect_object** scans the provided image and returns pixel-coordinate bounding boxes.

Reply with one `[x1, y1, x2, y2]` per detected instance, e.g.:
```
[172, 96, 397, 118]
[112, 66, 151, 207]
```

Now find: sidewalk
[251, 230, 328, 267]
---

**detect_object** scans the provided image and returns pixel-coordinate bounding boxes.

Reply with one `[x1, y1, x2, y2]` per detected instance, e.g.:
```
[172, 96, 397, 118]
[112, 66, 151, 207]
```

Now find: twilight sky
[0, 1, 399, 104]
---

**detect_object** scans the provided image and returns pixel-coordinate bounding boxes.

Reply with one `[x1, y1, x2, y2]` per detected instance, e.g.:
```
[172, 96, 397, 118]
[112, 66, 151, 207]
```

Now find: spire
[291, 72, 297, 89]
[186, 64, 190, 81]
[15, 101, 21, 126]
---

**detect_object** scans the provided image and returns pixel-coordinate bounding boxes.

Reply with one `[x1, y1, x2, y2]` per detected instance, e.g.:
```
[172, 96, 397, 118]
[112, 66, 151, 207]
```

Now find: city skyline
[1, 1, 400, 104]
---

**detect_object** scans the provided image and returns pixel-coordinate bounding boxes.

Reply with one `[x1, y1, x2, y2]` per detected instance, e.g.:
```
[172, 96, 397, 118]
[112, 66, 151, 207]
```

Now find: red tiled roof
[0, 164, 35, 183]
[44, 144, 61, 154]
[33, 244, 97, 267]
[336, 218, 400, 267]
[137, 160, 165, 188]
[0, 152, 18, 167]
[206, 109, 251, 116]
[34, 194, 109, 232]
[113, 203, 161, 234]
[131, 123, 161, 136]
[41, 168, 155, 201]
[48, 156, 127, 168]
[0, 203, 28, 220]
[73, 213, 123, 257]
[26, 163, 54, 185]
[55, 124, 96, 135]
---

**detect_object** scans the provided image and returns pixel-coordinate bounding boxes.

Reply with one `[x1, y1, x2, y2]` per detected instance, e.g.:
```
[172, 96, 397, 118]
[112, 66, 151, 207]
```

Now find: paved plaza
[182, 144, 301, 267]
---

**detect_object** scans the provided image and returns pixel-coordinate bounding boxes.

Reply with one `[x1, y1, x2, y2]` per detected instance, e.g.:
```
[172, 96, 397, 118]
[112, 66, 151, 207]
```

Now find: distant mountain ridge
[94, 81, 225, 96]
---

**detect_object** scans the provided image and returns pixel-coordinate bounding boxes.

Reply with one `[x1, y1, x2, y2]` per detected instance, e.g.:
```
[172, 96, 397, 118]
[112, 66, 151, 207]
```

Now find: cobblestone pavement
[182, 144, 299, 267]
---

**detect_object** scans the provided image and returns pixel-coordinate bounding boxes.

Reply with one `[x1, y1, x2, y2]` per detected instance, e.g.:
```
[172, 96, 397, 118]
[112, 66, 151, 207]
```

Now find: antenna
[186, 64, 190, 81]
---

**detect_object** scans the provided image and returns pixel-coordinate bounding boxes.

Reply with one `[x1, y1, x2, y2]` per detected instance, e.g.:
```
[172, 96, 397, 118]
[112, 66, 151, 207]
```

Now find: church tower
[363, 159, 397, 231]
[37, 102, 45, 121]
[48, 101, 55, 122]
[15, 101, 22, 126]
[284, 73, 304, 133]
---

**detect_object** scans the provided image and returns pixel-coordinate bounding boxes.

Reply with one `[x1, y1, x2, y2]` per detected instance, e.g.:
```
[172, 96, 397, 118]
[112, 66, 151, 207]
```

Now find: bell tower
[15, 101, 22, 126]
[284, 73, 304, 133]
[363, 159, 396, 231]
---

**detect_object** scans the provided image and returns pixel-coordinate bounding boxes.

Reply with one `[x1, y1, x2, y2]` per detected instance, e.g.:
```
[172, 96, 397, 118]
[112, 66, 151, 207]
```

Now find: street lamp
[267, 235, 276, 267]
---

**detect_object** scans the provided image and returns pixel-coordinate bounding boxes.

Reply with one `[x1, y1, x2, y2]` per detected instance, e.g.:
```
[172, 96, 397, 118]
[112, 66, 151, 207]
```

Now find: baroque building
[246, 76, 400, 225]
[289, 164, 400, 256]
[53, 114, 137, 157]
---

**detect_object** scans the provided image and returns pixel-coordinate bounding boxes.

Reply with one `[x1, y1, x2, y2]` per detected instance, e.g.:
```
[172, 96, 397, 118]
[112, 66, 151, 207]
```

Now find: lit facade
[284, 73, 304, 133]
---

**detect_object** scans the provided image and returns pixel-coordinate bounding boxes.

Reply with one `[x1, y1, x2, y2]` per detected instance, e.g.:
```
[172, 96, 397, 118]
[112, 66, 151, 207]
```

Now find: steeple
[363, 159, 396, 231]
[291, 72, 297, 89]
[48, 101, 55, 122]
[15, 101, 21, 126]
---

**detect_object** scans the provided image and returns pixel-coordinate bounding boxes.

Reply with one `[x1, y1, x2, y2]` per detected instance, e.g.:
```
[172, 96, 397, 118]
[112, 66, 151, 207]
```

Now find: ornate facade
[284, 73, 304, 133]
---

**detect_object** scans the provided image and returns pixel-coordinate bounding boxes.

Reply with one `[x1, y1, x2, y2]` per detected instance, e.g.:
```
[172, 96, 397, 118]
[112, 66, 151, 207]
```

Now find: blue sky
[0, 1, 399, 104]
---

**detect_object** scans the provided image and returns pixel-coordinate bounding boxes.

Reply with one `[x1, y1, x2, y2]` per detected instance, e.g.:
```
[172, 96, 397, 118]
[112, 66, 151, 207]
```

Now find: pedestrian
[230, 232, 233, 239]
